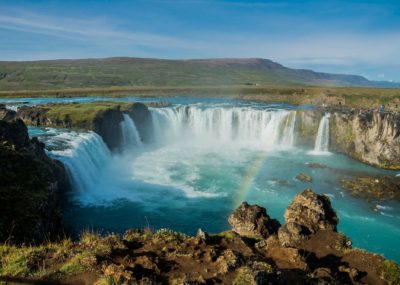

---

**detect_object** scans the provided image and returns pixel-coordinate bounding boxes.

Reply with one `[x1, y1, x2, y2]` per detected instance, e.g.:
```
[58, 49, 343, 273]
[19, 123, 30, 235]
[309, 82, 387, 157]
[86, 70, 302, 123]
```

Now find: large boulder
[278, 189, 338, 247]
[228, 202, 281, 239]
[284, 189, 338, 233]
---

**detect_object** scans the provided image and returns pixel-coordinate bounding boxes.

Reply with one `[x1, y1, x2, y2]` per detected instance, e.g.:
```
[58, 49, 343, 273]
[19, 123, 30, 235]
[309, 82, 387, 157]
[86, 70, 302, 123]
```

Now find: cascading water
[150, 106, 297, 150]
[312, 113, 331, 154]
[120, 114, 143, 150]
[27, 100, 400, 263]
[49, 131, 111, 194]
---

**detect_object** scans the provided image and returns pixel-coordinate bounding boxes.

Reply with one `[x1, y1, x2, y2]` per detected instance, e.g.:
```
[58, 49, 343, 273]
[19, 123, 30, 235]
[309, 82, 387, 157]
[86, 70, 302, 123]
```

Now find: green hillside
[0, 57, 386, 91]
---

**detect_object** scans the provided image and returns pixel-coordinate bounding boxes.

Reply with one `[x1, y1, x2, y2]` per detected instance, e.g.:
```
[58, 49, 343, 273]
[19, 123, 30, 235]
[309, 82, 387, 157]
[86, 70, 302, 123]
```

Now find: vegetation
[0, 57, 391, 92]
[380, 260, 400, 285]
[43, 101, 135, 126]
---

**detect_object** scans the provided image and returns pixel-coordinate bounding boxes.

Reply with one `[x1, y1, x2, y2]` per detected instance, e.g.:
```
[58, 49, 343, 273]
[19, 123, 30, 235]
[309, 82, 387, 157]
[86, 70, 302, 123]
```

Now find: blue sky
[0, 0, 399, 81]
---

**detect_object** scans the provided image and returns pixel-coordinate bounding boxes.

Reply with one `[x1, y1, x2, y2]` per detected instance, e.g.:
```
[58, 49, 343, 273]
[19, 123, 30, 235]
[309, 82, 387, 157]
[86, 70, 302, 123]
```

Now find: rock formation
[228, 202, 281, 239]
[330, 111, 400, 169]
[0, 117, 69, 243]
[278, 189, 338, 247]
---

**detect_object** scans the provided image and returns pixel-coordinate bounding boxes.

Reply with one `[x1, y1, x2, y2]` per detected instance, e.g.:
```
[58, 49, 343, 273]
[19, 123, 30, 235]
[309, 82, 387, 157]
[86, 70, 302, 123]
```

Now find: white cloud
[0, 12, 197, 49]
[1, 9, 400, 81]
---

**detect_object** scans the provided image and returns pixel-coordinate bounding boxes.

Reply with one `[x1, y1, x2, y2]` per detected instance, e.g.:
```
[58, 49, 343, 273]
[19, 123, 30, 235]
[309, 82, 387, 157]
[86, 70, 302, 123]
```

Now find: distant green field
[0, 57, 383, 91]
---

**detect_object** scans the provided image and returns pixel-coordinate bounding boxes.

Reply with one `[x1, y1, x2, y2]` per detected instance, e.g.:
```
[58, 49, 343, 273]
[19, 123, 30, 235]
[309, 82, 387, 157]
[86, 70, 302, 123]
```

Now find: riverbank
[1, 85, 400, 112]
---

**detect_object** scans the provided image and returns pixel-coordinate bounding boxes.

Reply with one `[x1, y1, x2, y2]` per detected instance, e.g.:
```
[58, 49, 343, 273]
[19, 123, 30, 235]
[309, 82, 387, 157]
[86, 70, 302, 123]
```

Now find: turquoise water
[23, 96, 400, 263]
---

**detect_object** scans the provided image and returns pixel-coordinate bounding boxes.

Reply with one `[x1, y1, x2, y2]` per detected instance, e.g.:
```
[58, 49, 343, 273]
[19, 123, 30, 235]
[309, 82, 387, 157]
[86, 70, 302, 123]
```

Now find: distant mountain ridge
[0, 57, 398, 90]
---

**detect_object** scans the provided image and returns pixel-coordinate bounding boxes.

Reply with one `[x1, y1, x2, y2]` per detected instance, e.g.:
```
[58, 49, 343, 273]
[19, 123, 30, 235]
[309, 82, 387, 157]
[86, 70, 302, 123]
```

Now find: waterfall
[150, 106, 297, 150]
[120, 114, 143, 150]
[313, 113, 331, 154]
[49, 132, 111, 194]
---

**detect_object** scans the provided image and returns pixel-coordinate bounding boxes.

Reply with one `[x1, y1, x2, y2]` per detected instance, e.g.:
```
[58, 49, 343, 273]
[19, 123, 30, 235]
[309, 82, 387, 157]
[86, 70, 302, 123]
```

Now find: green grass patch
[44, 101, 135, 126]
[381, 260, 400, 285]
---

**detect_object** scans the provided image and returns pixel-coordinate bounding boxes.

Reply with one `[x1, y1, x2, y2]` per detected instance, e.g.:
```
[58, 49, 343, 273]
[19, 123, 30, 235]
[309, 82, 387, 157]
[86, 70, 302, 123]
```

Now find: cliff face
[295, 110, 323, 147]
[330, 112, 400, 169]
[0, 115, 69, 243]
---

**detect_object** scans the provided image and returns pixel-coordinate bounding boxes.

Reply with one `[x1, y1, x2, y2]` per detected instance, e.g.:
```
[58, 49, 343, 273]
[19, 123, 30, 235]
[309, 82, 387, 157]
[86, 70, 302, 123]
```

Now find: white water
[120, 114, 143, 150]
[50, 132, 111, 195]
[311, 113, 331, 155]
[28, 104, 400, 263]
[150, 106, 297, 150]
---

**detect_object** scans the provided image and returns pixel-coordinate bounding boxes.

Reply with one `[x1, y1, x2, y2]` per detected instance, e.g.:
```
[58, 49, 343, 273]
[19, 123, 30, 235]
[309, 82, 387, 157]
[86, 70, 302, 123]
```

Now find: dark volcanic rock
[0, 118, 30, 148]
[0, 104, 17, 121]
[92, 108, 124, 150]
[125, 103, 153, 144]
[0, 118, 69, 243]
[228, 202, 281, 239]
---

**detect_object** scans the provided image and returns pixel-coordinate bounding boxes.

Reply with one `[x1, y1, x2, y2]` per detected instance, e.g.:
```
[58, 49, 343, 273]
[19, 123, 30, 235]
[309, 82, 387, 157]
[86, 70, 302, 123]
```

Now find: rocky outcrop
[284, 189, 338, 233]
[0, 117, 69, 243]
[278, 189, 338, 247]
[228, 202, 281, 239]
[330, 111, 400, 169]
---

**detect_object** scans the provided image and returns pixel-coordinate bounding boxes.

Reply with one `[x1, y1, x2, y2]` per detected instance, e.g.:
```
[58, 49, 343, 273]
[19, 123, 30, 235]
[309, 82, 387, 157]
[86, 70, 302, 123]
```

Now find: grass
[43, 101, 136, 126]
[0, 57, 382, 92]
[0, 239, 72, 277]
[0, 230, 125, 279]
[153, 228, 189, 242]
[381, 260, 400, 285]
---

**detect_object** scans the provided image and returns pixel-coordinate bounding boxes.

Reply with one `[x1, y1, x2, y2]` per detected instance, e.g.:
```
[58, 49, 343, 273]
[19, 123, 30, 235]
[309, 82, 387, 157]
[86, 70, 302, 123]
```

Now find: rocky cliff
[296, 109, 400, 169]
[0, 113, 69, 243]
[16, 102, 153, 151]
[330, 111, 400, 169]
[0, 189, 397, 285]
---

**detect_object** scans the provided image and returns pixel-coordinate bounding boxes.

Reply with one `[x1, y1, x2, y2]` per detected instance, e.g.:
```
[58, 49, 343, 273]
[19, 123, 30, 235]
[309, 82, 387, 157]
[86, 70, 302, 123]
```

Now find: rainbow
[233, 149, 269, 206]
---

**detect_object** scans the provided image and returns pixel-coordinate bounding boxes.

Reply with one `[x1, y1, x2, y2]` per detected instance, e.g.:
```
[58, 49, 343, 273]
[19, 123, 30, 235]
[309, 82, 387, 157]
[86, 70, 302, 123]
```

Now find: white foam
[376, 205, 393, 211]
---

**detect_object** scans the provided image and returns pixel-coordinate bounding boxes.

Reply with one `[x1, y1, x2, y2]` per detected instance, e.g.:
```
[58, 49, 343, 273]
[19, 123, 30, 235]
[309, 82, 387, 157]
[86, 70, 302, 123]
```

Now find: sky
[0, 0, 399, 81]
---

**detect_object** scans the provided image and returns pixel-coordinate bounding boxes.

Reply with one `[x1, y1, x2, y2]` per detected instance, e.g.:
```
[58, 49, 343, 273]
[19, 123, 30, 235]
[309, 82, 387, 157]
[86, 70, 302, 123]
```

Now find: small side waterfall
[120, 114, 143, 149]
[50, 132, 111, 194]
[313, 113, 331, 153]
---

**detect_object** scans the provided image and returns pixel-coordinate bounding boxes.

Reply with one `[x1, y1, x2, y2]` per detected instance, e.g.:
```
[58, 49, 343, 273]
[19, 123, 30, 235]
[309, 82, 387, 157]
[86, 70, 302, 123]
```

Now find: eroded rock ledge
[1, 189, 398, 285]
